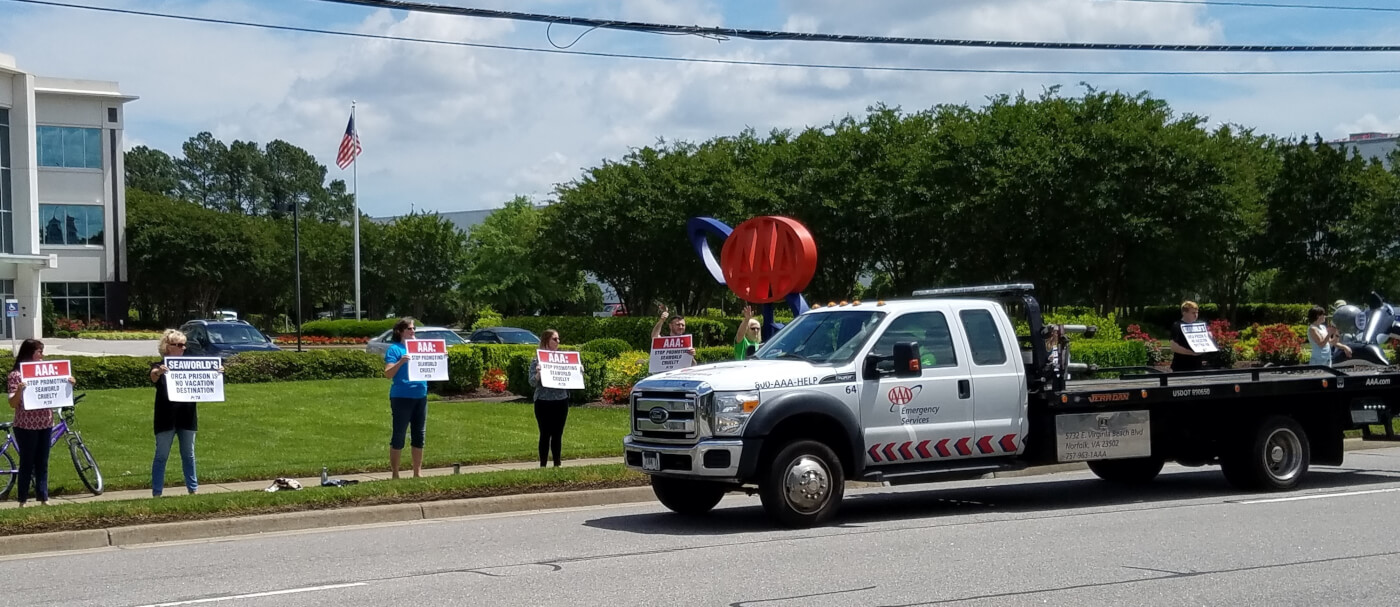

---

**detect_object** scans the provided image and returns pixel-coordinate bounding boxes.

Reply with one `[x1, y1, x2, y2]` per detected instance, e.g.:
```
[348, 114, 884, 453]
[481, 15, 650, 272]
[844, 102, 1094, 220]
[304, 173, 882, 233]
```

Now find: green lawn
[17, 378, 630, 495]
[0, 464, 646, 535]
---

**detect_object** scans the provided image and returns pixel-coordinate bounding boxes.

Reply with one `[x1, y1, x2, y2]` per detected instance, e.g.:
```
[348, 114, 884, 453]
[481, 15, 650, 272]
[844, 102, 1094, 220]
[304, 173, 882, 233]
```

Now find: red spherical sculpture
[719, 216, 818, 304]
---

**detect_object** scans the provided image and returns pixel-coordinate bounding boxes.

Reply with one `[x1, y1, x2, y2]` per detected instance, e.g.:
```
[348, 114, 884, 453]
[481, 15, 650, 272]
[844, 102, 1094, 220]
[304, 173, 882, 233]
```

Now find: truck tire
[1221, 415, 1310, 491]
[651, 476, 726, 516]
[1087, 457, 1165, 484]
[758, 440, 844, 528]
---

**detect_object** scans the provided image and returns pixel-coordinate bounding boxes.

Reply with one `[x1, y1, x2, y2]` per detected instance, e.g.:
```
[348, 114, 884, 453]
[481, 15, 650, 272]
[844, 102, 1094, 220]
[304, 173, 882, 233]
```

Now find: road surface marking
[1238, 487, 1400, 504]
[132, 582, 367, 606]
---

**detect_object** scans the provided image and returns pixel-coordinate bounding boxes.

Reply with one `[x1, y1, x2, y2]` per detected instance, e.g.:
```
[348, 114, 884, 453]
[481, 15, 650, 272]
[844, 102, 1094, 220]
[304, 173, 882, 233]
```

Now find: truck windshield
[755, 311, 885, 364]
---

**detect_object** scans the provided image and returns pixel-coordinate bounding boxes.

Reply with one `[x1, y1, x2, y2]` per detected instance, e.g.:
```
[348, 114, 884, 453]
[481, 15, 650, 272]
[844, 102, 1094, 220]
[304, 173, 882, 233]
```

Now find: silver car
[365, 325, 467, 357]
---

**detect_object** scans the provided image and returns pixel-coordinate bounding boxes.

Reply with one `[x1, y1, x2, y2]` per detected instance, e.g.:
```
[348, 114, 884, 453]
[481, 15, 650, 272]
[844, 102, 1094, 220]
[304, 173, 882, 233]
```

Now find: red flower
[601, 384, 632, 404]
[482, 368, 509, 393]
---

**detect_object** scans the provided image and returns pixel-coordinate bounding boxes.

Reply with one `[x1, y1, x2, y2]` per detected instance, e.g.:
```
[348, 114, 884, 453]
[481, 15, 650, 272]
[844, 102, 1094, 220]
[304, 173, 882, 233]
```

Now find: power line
[1108, 0, 1400, 14]
[315, 0, 1400, 52]
[7, 0, 1400, 76]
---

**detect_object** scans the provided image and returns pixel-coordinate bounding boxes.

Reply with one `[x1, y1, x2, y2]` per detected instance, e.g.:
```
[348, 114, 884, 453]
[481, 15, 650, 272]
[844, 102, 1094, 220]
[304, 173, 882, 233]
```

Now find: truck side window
[870, 312, 957, 369]
[959, 309, 1008, 366]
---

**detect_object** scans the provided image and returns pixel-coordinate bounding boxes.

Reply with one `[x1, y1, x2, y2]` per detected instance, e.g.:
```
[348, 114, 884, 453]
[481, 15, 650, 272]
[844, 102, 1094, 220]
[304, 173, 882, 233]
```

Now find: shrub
[581, 338, 631, 359]
[504, 350, 608, 403]
[471, 306, 503, 331]
[1132, 303, 1312, 330]
[76, 331, 165, 340]
[468, 344, 537, 374]
[696, 346, 736, 364]
[1205, 319, 1241, 369]
[1017, 310, 1122, 341]
[482, 367, 508, 393]
[444, 346, 484, 393]
[1123, 324, 1169, 366]
[601, 385, 631, 404]
[1252, 323, 1304, 366]
[605, 351, 649, 389]
[222, 350, 381, 383]
[502, 316, 730, 350]
[299, 319, 397, 339]
[1068, 340, 1149, 370]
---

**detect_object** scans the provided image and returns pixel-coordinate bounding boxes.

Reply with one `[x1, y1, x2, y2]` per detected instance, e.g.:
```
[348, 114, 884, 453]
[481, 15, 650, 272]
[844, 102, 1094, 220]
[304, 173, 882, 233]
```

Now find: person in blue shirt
[383, 317, 428, 479]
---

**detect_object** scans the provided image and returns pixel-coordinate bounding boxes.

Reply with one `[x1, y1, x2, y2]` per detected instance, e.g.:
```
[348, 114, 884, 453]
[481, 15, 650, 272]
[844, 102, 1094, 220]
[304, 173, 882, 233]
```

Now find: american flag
[336, 113, 361, 170]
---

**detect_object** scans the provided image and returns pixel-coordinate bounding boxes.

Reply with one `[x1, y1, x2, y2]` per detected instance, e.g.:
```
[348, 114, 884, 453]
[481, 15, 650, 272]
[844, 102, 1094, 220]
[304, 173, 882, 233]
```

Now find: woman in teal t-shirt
[382, 317, 429, 479]
[734, 306, 762, 360]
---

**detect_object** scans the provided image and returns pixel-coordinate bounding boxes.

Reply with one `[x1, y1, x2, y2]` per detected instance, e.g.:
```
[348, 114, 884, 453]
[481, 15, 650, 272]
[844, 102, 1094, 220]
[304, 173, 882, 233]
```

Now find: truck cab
[623, 294, 1031, 527]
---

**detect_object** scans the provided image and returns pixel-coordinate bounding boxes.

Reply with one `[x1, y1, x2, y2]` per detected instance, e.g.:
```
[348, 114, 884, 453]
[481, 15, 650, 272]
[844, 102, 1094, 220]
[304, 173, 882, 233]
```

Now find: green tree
[463, 196, 593, 315]
[382, 212, 467, 321]
[125, 145, 180, 197]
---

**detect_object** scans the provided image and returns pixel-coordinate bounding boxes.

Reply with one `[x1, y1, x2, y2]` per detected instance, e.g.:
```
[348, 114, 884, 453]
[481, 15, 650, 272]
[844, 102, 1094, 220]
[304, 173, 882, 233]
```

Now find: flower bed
[272, 335, 368, 345]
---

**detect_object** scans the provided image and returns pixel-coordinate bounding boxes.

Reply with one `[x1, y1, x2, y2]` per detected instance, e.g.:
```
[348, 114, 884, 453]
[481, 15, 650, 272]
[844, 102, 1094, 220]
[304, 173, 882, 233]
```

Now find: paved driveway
[38, 338, 160, 357]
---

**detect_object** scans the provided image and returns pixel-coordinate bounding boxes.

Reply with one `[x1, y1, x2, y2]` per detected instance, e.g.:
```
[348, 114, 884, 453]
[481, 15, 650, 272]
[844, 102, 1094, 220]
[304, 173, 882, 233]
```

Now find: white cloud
[2, 0, 1397, 217]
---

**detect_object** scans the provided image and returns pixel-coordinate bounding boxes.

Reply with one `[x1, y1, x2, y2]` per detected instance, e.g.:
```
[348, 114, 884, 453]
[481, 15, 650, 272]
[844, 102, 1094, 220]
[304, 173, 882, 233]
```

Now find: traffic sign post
[5, 299, 17, 354]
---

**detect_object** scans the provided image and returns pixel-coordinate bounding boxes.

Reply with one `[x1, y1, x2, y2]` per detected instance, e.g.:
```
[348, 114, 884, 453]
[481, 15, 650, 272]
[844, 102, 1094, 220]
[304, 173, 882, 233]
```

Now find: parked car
[179, 320, 281, 358]
[594, 303, 628, 318]
[365, 325, 466, 357]
[463, 327, 540, 345]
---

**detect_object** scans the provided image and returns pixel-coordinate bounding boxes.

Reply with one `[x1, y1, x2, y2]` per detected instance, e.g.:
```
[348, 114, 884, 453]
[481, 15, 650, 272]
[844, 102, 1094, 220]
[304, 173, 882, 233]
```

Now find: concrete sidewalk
[1, 456, 623, 508]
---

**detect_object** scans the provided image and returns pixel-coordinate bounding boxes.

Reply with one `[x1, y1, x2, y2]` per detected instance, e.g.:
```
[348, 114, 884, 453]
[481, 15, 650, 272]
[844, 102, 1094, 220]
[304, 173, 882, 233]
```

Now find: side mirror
[893, 342, 922, 378]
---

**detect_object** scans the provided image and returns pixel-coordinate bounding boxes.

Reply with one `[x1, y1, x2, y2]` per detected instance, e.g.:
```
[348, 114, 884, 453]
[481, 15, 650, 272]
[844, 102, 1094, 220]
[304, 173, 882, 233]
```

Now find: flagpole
[352, 100, 362, 322]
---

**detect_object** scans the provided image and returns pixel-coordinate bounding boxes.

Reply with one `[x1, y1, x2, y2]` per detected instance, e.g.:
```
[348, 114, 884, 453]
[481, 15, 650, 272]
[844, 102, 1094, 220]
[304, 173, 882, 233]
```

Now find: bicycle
[0, 393, 103, 498]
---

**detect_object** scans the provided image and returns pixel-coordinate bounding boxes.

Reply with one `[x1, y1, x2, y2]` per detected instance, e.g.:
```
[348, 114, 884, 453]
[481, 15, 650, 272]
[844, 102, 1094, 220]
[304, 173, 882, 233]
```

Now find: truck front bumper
[623, 435, 754, 481]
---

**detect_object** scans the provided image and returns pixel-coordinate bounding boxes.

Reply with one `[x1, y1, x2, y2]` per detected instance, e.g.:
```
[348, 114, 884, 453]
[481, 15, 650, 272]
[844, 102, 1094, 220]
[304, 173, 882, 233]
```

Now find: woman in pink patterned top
[7, 339, 74, 506]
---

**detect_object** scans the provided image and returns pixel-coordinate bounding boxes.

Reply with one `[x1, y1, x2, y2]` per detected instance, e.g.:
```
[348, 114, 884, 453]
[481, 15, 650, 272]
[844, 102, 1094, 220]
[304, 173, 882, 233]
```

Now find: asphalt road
[7, 447, 1400, 606]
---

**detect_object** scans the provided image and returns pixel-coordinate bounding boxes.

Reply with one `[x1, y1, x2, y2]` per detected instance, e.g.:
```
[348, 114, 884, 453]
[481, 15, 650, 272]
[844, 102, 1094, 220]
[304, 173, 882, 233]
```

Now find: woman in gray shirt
[528, 329, 571, 467]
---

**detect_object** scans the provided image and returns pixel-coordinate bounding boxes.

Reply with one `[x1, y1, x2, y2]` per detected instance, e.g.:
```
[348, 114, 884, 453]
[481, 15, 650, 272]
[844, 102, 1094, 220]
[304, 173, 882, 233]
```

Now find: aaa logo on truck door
[887, 385, 922, 407]
[720, 216, 817, 303]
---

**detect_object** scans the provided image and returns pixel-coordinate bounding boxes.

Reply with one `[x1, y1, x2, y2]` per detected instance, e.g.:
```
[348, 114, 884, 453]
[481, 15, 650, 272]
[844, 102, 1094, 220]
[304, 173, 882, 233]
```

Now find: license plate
[642, 451, 661, 471]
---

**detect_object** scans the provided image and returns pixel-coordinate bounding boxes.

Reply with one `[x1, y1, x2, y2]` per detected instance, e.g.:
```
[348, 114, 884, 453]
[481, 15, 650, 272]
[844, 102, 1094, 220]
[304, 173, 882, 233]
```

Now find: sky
[2, 0, 1399, 218]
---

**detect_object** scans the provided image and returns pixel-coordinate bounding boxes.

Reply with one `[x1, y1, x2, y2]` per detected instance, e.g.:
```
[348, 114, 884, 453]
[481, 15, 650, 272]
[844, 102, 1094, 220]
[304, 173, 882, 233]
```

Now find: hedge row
[1127, 303, 1313, 330]
[501, 316, 736, 350]
[1065, 340, 1150, 370]
[0, 350, 385, 391]
[298, 319, 398, 338]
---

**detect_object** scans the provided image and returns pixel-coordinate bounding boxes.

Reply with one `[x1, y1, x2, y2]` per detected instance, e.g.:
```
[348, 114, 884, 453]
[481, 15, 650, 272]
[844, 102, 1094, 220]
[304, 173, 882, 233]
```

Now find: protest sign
[537, 350, 584, 390]
[405, 339, 449, 382]
[166, 357, 225, 402]
[649, 334, 695, 375]
[20, 360, 72, 410]
[1181, 322, 1219, 354]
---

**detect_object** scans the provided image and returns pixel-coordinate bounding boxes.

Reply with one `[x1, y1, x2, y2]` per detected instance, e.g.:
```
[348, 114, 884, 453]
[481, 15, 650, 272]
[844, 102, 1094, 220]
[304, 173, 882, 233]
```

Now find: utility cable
[314, 0, 1400, 52]
[7, 0, 1400, 76]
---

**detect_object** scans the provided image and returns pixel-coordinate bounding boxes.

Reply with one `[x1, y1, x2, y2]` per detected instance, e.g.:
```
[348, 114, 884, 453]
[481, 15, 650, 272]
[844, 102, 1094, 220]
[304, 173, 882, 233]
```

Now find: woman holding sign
[529, 329, 571, 468]
[149, 330, 201, 496]
[382, 317, 428, 479]
[6, 339, 73, 506]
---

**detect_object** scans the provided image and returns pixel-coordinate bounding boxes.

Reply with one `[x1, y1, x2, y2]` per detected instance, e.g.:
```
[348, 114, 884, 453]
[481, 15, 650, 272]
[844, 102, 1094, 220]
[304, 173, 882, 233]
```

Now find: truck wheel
[759, 440, 844, 528]
[1087, 457, 1164, 484]
[1221, 416, 1310, 491]
[651, 476, 726, 516]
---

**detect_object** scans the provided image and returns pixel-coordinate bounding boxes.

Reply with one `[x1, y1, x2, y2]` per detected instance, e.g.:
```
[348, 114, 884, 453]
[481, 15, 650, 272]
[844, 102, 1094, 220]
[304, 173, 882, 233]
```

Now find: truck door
[860, 307, 977, 466]
[957, 306, 1028, 457]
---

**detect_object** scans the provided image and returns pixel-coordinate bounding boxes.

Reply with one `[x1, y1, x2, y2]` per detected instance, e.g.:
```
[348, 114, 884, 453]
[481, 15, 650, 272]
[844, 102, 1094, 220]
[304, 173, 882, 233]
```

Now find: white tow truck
[622, 284, 1400, 527]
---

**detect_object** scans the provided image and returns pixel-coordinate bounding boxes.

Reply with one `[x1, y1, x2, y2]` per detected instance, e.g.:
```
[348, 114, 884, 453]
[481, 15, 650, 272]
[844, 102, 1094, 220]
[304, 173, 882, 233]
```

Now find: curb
[1, 438, 1394, 558]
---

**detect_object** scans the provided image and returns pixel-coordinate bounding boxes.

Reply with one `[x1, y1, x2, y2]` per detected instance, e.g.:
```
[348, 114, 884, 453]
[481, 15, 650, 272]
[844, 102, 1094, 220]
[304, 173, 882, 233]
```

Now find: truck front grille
[633, 392, 701, 442]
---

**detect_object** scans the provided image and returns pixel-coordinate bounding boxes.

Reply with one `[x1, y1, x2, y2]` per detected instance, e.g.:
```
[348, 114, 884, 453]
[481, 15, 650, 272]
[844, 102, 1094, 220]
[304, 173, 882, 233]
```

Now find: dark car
[179, 320, 281, 358]
[366, 325, 466, 357]
[465, 327, 540, 345]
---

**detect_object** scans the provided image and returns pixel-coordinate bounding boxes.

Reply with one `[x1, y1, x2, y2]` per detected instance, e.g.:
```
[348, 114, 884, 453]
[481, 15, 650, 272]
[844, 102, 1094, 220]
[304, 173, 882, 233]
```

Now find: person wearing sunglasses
[528, 329, 571, 467]
[733, 305, 763, 360]
[383, 317, 429, 478]
[149, 329, 201, 496]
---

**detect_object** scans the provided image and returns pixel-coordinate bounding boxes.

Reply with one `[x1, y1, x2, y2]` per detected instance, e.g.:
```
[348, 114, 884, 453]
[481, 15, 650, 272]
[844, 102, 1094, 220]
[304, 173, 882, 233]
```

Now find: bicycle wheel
[0, 444, 15, 500]
[69, 436, 103, 495]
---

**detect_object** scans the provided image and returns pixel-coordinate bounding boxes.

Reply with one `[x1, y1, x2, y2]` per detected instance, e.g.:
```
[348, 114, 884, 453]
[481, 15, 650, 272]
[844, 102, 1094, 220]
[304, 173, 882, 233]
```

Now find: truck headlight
[712, 391, 759, 436]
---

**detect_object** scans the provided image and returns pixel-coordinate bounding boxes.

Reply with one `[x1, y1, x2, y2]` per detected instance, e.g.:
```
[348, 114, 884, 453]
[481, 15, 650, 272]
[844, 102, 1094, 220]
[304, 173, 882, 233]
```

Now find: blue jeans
[389, 397, 428, 450]
[153, 429, 197, 496]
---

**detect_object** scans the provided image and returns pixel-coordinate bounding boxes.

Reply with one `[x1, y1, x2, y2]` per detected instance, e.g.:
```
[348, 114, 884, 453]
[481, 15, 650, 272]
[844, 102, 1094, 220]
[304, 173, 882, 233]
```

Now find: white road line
[1238, 487, 1400, 504]
[131, 582, 367, 607]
